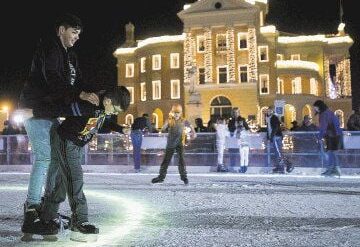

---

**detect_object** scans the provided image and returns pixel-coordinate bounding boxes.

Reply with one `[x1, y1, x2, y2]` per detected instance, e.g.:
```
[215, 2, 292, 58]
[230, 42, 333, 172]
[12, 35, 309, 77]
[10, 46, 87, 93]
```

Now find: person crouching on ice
[151, 104, 196, 185]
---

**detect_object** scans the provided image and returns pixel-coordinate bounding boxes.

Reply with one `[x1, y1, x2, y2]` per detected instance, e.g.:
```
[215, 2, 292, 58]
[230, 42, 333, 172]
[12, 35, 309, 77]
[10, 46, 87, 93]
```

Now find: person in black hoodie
[19, 13, 101, 239]
[266, 106, 294, 174]
[39, 86, 130, 241]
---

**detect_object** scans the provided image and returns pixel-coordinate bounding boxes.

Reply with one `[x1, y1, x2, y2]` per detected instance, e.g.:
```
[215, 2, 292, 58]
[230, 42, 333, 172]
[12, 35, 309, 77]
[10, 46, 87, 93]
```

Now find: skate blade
[21, 233, 58, 242]
[70, 231, 98, 242]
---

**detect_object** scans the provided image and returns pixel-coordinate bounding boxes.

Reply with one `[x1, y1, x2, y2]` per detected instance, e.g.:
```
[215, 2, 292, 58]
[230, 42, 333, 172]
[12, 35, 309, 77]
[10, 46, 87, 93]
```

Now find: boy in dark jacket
[38, 86, 130, 242]
[313, 100, 342, 177]
[266, 106, 294, 174]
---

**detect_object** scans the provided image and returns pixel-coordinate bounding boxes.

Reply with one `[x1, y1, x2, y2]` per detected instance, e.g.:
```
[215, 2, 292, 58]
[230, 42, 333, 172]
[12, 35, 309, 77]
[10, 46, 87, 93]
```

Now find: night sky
[0, 0, 359, 109]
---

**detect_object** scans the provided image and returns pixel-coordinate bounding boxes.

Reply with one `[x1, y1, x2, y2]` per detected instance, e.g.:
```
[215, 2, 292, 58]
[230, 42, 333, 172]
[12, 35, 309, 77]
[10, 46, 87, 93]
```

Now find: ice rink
[1, 170, 360, 247]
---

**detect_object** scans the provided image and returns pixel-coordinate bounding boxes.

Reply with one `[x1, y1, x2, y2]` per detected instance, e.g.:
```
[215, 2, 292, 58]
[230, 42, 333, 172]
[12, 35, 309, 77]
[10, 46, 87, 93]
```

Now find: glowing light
[248, 28, 258, 83]
[275, 60, 320, 72]
[226, 27, 236, 83]
[260, 25, 276, 34]
[115, 34, 185, 55]
[204, 28, 213, 83]
[184, 32, 196, 84]
[245, 0, 268, 5]
[338, 23, 345, 32]
[278, 35, 353, 44]
[0, 185, 148, 247]
[183, 4, 191, 10]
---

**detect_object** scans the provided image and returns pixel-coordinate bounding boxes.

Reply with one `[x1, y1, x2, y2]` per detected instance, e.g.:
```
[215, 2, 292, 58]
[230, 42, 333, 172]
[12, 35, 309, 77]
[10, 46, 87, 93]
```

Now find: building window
[277, 78, 284, 94]
[276, 54, 283, 60]
[291, 54, 300, 60]
[217, 66, 228, 84]
[171, 80, 180, 99]
[125, 63, 134, 78]
[152, 55, 161, 70]
[152, 80, 161, 100]
[259, 74, 269, 94]
[292, 77, 302, 94]
[210, 96, 232, 119]
[197, 35, 205, 53]
[125, 114, 134, 126]
[140, 82, 146, 101]
[126, 87, 134, 104]
[260, 106, 269, 127]
[258, 46, 269, 62]
[216, 34, 227, 52]
[170, 53, 180, 69]
[335, 110, 344, 128]
[140, 57, 146, 73]
[260, 11, 264, 26]
[198, 68, 205, 84]
[238, 33, 248, 50]
[310, 78, 318, 96]
[152, 113, 159, 129]
[239, 65, 248, 83]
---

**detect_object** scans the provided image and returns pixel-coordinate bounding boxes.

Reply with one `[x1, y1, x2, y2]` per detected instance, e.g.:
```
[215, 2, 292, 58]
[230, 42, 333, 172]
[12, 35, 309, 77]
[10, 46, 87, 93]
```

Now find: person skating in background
[313, 100, 343, 177]
[228, 107, 249, 172]
[151, 104, 196, 185]
[266, 106, 294, 174]
[347, 105, 360, 131]
[298, 115, 318, 131]
[215, 117, 230, 172]
[130, 113, 152, 172]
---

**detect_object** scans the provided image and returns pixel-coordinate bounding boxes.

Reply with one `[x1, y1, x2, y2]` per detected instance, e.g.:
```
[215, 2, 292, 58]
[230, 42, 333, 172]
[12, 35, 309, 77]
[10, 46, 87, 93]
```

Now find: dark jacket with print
[58, 101, 123, 147]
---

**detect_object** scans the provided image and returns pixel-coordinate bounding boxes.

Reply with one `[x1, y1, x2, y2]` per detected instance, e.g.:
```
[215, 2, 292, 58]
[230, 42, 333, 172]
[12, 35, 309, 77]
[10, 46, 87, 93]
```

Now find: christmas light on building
[226, 27, 236, 83]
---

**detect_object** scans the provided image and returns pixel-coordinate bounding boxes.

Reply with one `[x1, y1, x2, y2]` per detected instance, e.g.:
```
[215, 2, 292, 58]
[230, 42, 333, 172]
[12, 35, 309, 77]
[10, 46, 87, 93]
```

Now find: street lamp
[1, 106, 9, 121]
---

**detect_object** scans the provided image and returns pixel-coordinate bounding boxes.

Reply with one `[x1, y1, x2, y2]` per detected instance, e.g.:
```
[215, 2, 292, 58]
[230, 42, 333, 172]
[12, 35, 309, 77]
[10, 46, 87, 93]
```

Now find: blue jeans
[24, 118, 58, 206]
[131, 130, 143, 170]
[320, 141, 339, 170]
[270, 136, 283, 168]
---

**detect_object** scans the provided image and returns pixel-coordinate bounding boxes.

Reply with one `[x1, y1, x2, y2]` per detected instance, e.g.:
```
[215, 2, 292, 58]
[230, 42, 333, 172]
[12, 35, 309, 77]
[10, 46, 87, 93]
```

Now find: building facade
[114, 0, 353, 130]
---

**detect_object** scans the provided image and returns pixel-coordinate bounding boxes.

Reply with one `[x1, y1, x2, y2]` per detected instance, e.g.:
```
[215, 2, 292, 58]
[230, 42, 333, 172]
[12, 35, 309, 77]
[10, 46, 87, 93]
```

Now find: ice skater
[215, 117, 230, 172]
[266, 106, 294, 174]
[151, 104, 196, 185]
[35, 86, 130, 242]
[235, 126, 251, 173]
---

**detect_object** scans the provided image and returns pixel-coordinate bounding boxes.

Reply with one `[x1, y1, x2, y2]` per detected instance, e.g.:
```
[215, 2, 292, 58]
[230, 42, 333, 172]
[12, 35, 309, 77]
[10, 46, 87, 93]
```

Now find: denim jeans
[320, 140, 339, 170]
[24, 117, 58, 206]
[131, 130, 143, 170]
[270, 136, 284, 168]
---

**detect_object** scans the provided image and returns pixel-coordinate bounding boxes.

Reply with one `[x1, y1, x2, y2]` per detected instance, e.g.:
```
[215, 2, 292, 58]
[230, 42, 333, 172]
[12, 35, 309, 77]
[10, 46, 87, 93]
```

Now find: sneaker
[182, 178, 189, 185]
[217, 164, 228, 172]
[285, 161, 295, 173]
[151, 177, 164, 184]
[239, 166, 248, 173]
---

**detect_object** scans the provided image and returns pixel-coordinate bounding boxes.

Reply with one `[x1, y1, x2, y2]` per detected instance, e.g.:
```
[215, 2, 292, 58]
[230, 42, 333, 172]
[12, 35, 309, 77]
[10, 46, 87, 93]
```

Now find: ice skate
[151, 176, 164, 184]
[70, 222, 99, 242]
[21, 205, 59, 242]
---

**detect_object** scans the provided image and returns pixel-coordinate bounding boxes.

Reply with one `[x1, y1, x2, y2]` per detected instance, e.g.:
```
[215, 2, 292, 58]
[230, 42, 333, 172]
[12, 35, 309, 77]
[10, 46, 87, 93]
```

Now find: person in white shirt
[215, 117, 230, 172]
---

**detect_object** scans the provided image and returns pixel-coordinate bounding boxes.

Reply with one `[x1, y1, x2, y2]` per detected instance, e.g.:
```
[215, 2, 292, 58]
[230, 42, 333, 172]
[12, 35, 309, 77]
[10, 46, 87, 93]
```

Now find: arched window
[260, 106, 269, 127]
[335, 110, 344, 128]
[210, 96, 232, 119]
[125, 114, 134, 126]
[152, 113, 159, 129]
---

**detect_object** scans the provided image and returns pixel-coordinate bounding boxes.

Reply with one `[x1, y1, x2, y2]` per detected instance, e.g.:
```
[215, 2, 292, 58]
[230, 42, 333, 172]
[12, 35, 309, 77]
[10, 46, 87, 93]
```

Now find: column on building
[184, 31, 197, 84]
[226, 26, 236, 83]
[248, 27, 258, 83]
[204, 27, 213, 84]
